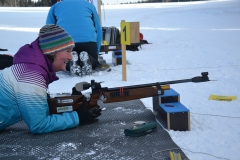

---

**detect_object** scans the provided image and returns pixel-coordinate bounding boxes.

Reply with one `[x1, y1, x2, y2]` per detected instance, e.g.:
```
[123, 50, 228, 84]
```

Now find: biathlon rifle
[48, 72, 210, 114]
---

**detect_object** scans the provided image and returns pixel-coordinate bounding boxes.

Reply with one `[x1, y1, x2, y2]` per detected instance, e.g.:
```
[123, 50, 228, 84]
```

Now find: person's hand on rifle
[72, 87, 102, 124]
[72, 87, 82, 95]
[77, 104, 102, 124]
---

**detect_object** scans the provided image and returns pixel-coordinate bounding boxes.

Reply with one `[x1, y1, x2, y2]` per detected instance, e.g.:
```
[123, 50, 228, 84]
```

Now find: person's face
[52, 48, 73, 72]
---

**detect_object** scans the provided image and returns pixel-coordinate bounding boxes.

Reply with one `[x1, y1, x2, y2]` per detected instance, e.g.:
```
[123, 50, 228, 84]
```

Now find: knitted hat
[39, 24, 75, 55]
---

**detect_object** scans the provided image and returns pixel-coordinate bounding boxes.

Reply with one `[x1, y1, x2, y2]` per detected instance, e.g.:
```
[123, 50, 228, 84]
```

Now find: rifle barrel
[108, 79, 192, 91]
[89, 72, 209, 92]
[107, 72, 210, 91]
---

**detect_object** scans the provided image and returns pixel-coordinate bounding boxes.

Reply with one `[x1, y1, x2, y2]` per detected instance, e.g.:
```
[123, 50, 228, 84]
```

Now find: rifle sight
[191, 72, 209, 83]
[83, 80, 102, 90]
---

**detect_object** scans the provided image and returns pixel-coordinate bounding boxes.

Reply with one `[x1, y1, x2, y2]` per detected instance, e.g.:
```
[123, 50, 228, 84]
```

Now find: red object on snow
[140, 33, 143, 40]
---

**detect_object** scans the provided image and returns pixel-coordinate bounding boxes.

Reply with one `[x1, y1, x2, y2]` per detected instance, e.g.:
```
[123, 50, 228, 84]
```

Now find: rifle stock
[48, 95, 84, 114]
[48, 72, 210, 114]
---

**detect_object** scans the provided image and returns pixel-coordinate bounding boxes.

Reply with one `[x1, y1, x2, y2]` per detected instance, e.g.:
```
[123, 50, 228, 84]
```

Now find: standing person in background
[0, 24, 101, 134]
[46, 0, 102, 72]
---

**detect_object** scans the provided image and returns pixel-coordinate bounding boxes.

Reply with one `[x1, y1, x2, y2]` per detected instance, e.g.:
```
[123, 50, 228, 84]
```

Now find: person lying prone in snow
[0, 24, 101, 134]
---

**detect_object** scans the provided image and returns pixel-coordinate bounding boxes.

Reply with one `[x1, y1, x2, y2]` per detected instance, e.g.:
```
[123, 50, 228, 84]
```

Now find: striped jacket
[46, 0, 102, 53]
[0, 38, 79, 134]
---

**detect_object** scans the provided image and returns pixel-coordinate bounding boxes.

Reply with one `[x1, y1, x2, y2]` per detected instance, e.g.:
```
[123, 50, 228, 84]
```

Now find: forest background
[0, 0, 206, 7]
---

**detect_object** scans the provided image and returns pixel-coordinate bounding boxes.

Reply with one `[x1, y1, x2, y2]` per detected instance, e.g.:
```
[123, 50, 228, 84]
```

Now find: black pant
[66, 42, 100, 71]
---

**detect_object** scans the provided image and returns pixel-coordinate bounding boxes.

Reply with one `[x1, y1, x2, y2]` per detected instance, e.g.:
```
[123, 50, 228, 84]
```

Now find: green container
[124, 121, 157, 137]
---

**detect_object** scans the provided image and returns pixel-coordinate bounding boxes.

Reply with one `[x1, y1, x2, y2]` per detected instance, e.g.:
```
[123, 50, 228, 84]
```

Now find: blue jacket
[0, 38, 79, 134]
[46, 0, 102, 53]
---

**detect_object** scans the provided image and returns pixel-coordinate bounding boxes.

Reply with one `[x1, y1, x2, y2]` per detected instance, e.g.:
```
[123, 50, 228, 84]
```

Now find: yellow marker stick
[169, 151, 175, 160]
[177, 153, 182, 160]
[209, 94, 237, 101]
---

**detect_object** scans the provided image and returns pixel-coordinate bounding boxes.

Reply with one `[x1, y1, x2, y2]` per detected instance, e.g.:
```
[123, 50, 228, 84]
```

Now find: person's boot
[79, 51, 92, 76]
[70, 51, 81, 76]
[98, 55, 106, 64]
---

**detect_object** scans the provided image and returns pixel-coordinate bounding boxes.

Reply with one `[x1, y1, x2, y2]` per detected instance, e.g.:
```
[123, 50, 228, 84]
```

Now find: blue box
[160, 102, 189, 113]
[112, 50, 122, 66]
[153, 88, 190, 131]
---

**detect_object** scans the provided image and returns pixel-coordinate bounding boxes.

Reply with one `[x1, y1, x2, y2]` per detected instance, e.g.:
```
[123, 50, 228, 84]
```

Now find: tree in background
[1, 0, 18, 6]
[51, 0, 58, 6]
[0, 0, 6, 6]
[19, 0, 25, 7]
[0, 0, 51, 6]
[0, 0, 204, 6]
[28, 0, 33, 6]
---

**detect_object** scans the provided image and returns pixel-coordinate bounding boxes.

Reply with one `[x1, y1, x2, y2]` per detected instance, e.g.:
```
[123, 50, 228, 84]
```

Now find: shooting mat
[0, 100, 189, 160]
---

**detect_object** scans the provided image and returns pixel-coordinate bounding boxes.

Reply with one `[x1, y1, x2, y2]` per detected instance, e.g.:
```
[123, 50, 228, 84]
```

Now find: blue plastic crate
[153, 88, 190, 131]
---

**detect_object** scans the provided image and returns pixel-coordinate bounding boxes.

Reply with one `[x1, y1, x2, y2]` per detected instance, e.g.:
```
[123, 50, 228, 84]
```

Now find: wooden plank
[188, 112, 191, 131]
[122, 44, 126, 81]
[100, 44, 121, 52]
[130, 22, 140, 44]
[167, 113, 170, 130]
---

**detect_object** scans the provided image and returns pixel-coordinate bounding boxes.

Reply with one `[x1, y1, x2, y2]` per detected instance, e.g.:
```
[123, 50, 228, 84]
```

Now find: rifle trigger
[99, 91, 107, 101]
[100, 95, 107, 101]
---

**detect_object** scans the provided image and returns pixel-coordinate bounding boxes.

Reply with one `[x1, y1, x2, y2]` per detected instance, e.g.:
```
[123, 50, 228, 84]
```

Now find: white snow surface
[1, 0, 240, 159]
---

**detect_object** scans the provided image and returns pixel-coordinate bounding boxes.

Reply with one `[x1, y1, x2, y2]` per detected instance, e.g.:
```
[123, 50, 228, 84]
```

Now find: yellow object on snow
[209, 94, 237, 101]
[103, 40, 108, 45]
[170, 151, 182, 160]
